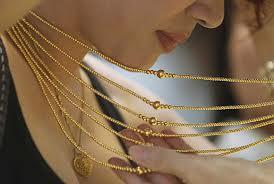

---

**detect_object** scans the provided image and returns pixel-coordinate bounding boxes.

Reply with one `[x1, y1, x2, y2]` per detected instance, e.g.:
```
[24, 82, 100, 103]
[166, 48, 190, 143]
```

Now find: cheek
[76, 0, 194, 69]
[118, 0, 192, 30]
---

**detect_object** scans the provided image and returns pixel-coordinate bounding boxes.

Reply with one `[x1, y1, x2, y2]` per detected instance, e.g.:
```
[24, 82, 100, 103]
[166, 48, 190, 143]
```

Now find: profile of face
[37, 0, 224, 69]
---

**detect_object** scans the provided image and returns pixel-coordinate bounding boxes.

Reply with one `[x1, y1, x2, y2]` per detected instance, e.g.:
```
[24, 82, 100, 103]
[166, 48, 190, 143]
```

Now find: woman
[0, 0, 272, 184]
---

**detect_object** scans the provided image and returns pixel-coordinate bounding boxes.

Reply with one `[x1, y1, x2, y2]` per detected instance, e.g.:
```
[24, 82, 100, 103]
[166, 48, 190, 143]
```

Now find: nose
[186, 0, 224, 28]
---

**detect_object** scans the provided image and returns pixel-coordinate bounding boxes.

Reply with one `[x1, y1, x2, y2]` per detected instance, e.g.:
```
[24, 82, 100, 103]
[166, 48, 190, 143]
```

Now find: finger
[137, 124, 181, 184]
[129, 146, 187, 176]
[108, 157, 151, 184]
[161, 129, 192, 151]
[120, 129, 145, 148]
[128, 145, 226, 184]
[129, 146, 264, 184]
[138, 124, 170, 148]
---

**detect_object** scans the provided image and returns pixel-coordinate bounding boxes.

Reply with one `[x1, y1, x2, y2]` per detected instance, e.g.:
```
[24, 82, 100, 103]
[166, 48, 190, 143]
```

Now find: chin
[132, 52, 160, 70]
[130, 55, 159, 70]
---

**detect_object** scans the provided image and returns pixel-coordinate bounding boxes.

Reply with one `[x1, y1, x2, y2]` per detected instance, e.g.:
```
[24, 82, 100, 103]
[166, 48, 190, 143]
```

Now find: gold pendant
[73, 153, 93, 177]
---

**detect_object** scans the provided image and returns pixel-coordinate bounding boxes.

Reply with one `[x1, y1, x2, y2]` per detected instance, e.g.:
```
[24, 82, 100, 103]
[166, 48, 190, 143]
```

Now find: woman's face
[75, 0, 224, 69]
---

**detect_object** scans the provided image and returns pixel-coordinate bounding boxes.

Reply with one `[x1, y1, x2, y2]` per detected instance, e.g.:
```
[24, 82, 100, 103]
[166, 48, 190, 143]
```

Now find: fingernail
[129, 145, 149, 162]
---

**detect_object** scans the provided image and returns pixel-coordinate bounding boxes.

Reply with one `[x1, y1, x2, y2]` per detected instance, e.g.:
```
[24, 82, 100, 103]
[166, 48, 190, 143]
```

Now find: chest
[4, 37, 126, 184]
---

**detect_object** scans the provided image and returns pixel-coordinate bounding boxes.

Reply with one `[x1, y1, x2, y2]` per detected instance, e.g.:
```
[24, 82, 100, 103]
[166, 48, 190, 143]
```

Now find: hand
[128, 145, 274, 184]
[108, 124, 192, 184]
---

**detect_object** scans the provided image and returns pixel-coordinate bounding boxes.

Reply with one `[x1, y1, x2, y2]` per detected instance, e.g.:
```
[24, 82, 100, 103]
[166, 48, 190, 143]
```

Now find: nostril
[185, 2, 224, 28]
[197, 19, 207, 26]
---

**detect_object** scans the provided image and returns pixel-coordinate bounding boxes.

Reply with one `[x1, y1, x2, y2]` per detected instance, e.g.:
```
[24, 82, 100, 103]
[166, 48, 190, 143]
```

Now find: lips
[156, 30, 188, 53]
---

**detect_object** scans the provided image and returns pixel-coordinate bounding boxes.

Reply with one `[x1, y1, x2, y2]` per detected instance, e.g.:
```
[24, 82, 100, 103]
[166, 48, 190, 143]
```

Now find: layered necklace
[5, 11, 274, 176]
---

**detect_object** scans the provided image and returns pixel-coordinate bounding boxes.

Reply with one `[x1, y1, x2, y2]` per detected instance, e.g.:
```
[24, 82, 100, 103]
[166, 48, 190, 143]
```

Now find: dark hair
[248, 0, 265, 29]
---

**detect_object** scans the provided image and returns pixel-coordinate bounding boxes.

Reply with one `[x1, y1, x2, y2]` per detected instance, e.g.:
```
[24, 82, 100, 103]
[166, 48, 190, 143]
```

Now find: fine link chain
[28, 11, 274, 84]
[8, 15, 274, 170]
[8, 22, 274, 173]
[18, 20, 274, 139]
[257, 153, 274, 164]
[18, 21, 160, 138]
[27, 11, 274, 113]
[17, 22, 274, 163]
[20, 18, 274, 130]
[15, 22, 274, 162]
[8, 26, 150, 175]
[14, 23, 149, 146]
[12, 24, 132, 161]
[16, 19, 274, 158]
[17, 19, 274, 162]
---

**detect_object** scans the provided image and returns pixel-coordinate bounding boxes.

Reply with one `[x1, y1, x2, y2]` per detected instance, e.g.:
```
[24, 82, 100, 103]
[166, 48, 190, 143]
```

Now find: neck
[22, 5, 90, 95]
[28, 11, 88, 72]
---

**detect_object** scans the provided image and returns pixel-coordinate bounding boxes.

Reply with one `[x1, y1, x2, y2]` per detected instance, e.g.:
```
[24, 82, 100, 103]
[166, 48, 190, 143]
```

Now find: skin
[1, 1, 223, 183]
[0, 0, 41, 32]
[112, 124, 274, 184]
[127, 145, 274, 184]
[32, 0, 224, 70]
[110, 1, 274, 183]
[9, 0, 274, 183]
[229, 0, 274, 131]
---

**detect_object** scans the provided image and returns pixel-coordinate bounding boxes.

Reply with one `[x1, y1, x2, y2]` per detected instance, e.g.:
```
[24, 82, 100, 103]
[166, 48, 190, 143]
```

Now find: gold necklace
[12, 21, 274, 157]
[28, 11, 274, 84]
[22, 13, 274, 129]
[55, 80, 93, 177]
[17, 20, 274, 141]
[16, 20, 274, 160]
[19, 17, 274, 131]
[7, 25, 149, 175]
[15, 17, 274, 157]
[5, 12, 274, 174]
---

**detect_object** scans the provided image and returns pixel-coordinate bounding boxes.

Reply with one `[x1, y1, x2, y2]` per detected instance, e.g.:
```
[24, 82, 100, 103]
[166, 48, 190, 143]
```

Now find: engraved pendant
[73, 153, 93, 177]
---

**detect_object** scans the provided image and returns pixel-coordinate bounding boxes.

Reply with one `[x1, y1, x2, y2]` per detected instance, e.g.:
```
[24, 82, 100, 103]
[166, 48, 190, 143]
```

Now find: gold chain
[16, 20, 274, 161]
[55, 75, 95, 177]
[19, 18, 274, 131]
[15, 17, 274, 156]
[6, 11, 274, 175]
[7, 26, 151, 175]
[28, 11, 274, 84]
[16, 20, 274, 140]
[13, 24, 147, 151]
[27, 11, 274, 114]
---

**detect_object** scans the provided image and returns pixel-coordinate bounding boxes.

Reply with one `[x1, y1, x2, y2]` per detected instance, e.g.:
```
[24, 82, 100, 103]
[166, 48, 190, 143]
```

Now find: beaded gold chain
[5, 11, 274, 175]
